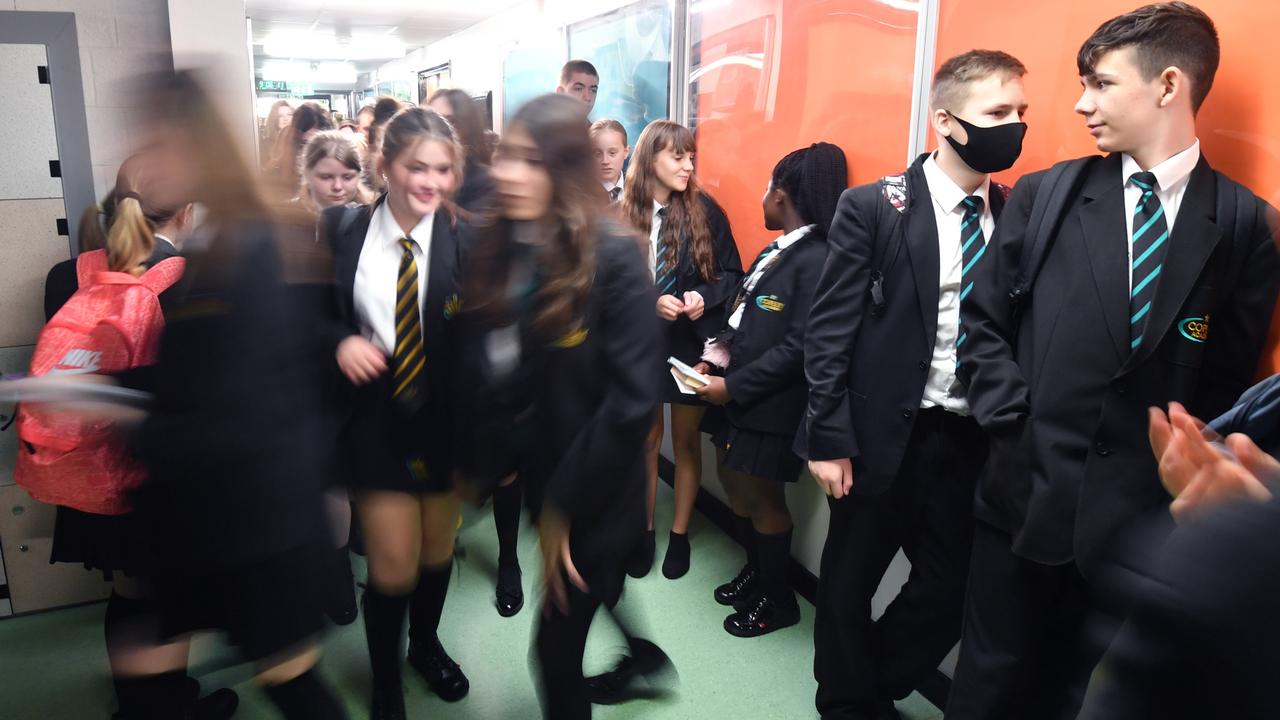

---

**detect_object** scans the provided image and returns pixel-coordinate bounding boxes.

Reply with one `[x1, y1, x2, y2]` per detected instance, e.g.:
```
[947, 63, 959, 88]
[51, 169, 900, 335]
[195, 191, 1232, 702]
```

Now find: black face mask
[943, 112, 1027, 173]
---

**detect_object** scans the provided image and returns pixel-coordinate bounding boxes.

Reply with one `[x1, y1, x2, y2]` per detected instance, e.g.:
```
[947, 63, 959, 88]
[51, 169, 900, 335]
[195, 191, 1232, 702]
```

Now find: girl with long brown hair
[322, 106, 470, 719]
[261, 99, 293, 169]
[618, 120, 743, 580]
[455, 91, 671, 720]
[265, 101, 333, 201]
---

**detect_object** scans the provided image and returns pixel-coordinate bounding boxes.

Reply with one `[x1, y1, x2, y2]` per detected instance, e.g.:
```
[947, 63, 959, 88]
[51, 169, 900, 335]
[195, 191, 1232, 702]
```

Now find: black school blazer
[721, 234, 828, 436]
[661, 193, 744, 339]
[320, 198, 469, 466]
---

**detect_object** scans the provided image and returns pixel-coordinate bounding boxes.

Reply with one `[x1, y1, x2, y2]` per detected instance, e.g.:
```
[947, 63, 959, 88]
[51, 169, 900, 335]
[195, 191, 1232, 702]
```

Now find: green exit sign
[257, 79, 288, 92]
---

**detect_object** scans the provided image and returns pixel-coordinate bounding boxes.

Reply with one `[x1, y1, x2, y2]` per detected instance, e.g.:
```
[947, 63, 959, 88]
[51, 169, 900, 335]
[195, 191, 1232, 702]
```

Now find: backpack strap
[75, 249, 109, 286]
[868, 172, 911, 316]
[139, 256, 187, 295]
[1009, 156, 1099, 308]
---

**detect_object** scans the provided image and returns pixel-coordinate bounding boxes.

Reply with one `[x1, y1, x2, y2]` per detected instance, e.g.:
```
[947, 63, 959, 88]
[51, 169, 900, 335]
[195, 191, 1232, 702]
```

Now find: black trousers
[814, 408, 985, 719]
[533, 567, 628, 720]
[946, 521, 1113, 720]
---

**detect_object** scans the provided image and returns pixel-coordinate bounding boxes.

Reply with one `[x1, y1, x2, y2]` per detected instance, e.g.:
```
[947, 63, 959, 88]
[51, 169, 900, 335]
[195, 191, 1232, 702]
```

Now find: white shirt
[1121, 139, 1200, 288]
[728, 225, 814, 329]
[649, 200, 665, 279]
[603, 175, 624, 202]
[920, 153, 995, 414]
[353, 200, 434, 355]
[154, 233, 177, 251]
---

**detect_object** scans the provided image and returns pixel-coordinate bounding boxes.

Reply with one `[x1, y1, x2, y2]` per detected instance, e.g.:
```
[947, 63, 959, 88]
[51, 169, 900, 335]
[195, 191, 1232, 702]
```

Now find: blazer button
[918, 361, 928, 371]
[1114, 382, 1128, 395]
[902, 409, 913, 419]
[1095, 442, 1111, 457]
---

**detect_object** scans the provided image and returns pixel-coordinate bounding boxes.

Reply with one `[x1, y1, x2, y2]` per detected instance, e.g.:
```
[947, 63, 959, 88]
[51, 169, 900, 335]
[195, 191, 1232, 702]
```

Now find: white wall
[166, 0, 257, 167]
[13, 0, 175, 199]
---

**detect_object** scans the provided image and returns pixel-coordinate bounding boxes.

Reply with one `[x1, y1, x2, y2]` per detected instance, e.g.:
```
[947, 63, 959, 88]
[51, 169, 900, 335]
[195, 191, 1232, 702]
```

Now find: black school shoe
[584, 638, 676, 705]
[495, 563, 524, 617]
[714, 564, 758, 610]
[626, 529, 656, 578]
[408, 637, 470, 702]
[723, 592, 801, 638]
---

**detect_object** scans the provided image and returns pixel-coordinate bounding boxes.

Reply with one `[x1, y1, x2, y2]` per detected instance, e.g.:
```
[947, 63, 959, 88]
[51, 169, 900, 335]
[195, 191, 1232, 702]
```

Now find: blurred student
[428, 88, 497, 218]
[363, 96, 405, 195]
[620, 120, 743, 579]
[948, 5, 1280, 718]
[261, 100, 293, 170]
[590, 119, 630, 203]
[694, 142, 847, 638]
[124, 70, 348, 720]
[321, 107, 470, 719]
[266, 102, 333, 202]
[456, 91, 670, 720]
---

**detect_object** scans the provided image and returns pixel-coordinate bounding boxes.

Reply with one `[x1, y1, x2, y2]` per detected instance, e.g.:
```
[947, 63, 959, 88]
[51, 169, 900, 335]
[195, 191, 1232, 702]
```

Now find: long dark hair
[429, 88, 492, 166]
[269, 102, 333, 196]
[465, 93, 600, 338]
[770, 142, 848, 239]
[620, 120, 716, 282]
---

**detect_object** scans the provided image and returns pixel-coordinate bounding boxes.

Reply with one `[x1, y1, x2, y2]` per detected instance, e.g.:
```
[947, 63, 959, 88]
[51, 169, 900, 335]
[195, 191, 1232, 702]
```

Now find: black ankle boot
[661, 531, 690, 579]
[408, 636, 470, 702]
[723, 591, 800, 638]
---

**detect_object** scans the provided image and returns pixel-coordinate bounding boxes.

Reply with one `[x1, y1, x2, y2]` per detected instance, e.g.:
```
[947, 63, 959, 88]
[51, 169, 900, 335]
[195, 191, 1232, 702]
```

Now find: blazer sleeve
[544, 235, 661, 521]
[319, 205, 362, 354]
[959, 173, 1042, 438]
[690, 198, 744, 309]
[800, 187, 876, 461]
[724, 245, 820, 407]
[1193, 201, 1280, 418]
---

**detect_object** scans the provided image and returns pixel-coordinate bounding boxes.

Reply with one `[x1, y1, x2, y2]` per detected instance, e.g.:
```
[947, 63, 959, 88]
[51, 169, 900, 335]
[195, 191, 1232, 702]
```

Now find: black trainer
[713, 564, 758, 609]
[723, 592, 800, 638]
[584, 638, 676, 705]
[408, 637, 470, 702]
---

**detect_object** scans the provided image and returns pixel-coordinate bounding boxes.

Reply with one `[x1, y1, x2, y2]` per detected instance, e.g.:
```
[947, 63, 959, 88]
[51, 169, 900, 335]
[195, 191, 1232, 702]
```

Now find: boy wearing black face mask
[797, 50, 1027, 720]
[947, 5, 1279, 720]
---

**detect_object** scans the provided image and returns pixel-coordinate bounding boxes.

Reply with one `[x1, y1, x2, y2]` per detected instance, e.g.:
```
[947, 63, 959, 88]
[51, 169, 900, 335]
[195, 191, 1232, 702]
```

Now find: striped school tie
[654, 207, 677, 295]
[609, 186, 621, 202]
[955, 195, 986, 356]
[1128, 171, 1168, 352]
[393, 237, 426, 407]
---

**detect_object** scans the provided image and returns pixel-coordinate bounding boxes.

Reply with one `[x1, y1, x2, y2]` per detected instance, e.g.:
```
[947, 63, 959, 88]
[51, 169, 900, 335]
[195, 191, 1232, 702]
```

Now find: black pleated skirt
[704, 409, 804, 484]
[50, 506, 153, 580]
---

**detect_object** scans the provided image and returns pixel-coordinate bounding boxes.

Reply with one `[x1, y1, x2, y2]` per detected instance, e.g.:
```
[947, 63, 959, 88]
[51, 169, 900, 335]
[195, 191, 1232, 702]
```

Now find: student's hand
[337, 336, 387, 385]
[539, 507, 588, 616]
[692, 362, 712, 375]
[656, 295, 685, 322]
[681, 291, 706, 321]
[1150, 403, 1275, 523]
[809, 458, 854, 499]
[695, 376, 731, 406]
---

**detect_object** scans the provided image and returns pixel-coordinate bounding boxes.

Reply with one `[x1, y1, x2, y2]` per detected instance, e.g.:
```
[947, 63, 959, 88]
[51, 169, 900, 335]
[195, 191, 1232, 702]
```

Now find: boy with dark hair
[798, 49, 1028, 720]
[947, 4, 1279, 719]
[556, 59, 600, 114]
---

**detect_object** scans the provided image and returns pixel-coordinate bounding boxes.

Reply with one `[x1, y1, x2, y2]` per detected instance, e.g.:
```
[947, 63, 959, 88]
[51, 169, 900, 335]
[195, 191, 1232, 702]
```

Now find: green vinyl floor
[0, 482, 943, 719]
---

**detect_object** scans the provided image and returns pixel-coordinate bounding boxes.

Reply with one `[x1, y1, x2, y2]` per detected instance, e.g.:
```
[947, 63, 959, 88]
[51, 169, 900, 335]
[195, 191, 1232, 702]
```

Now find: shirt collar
[776, 224, 816, 250]
[923, 151, 991, 215]
[1121, 139, 1201, 193]
[603, 176, 624, 193]
[154, 233, 176, 249]
[374, 196, 434, 250]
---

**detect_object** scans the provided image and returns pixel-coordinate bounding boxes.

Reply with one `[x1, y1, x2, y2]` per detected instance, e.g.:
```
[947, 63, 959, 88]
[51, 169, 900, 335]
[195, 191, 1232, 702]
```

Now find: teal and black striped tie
[654, 207, 676, 295]
[955, 195, 986, 356]
[1129, 171, 1168, 352]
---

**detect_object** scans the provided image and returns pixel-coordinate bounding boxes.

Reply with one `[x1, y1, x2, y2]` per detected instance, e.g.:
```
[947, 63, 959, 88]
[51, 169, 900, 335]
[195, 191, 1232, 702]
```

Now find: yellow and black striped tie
[393, 237, 425, 406]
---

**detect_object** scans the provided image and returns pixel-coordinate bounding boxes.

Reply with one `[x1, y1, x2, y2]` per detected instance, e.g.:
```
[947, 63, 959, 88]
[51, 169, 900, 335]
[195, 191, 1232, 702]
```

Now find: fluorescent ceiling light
[262, 32, 406, 61]
[261, 59, 358, 84]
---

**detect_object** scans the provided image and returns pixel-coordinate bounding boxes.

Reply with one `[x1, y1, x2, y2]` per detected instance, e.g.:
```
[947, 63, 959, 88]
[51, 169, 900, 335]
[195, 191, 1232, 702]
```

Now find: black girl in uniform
[619, 120, 742, 580]
[456, 91, 671, 720]
[694, 143, 848, 636]
[322, 107, 469, 719]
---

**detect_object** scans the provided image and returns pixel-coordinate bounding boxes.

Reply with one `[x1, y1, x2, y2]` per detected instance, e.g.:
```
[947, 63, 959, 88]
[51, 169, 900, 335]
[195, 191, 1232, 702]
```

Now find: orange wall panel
[690, 0, 920, 260]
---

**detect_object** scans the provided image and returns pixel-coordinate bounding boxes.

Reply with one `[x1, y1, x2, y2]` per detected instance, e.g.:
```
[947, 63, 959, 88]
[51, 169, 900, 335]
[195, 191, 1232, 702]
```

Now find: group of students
[21, 1, 1280, 719]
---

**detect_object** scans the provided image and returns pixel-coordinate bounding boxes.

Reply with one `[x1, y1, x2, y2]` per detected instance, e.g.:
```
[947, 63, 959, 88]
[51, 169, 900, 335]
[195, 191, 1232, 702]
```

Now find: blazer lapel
[422, 211, 458, 353]
[1121, 157, 1221, 372]
[1076, 154, 1130, 363]
[904, 160, 940, 351]
[335, 203, 375, 321]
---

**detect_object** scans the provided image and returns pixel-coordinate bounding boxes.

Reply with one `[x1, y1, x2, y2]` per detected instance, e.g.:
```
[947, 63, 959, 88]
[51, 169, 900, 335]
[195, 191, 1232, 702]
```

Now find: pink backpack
[15, 249, 185, 515]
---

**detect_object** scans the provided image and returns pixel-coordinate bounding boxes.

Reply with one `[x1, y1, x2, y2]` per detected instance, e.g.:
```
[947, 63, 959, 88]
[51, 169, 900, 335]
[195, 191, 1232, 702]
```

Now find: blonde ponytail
[105, 195, 155, 276]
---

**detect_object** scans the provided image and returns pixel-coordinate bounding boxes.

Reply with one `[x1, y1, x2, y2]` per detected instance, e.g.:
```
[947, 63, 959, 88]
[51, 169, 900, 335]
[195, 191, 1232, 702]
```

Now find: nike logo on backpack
[48, 348, 102, 375]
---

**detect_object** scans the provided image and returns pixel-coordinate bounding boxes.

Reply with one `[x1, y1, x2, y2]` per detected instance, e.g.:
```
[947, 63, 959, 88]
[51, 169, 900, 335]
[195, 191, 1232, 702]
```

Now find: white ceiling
[246, 0, 522, 70]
